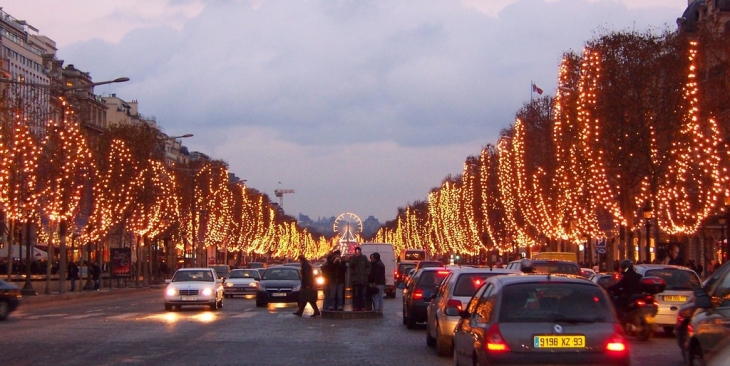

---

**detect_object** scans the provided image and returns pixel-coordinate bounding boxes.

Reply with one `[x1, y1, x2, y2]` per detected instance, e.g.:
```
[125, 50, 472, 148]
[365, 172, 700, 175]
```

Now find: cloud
[8, 0, 686, 220]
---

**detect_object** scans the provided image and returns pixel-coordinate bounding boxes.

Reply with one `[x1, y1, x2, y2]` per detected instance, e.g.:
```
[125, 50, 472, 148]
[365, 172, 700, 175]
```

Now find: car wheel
[0, 300, 9, 320]
[688, 343, 705, 366]
[426, 326, 436, 347]
[436, 324, 452, 357]
[636, 318, 653, 341]
[164, 303, 173, 312]
[209, 300, 219, 311]
[663, 326, 675, 337]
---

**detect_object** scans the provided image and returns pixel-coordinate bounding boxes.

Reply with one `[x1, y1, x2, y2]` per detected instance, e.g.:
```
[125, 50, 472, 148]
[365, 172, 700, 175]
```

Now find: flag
[532, 83, 543, 95]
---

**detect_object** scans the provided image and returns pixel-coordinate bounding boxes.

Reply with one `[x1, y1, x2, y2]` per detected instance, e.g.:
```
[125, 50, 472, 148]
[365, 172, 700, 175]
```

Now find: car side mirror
[695, 293, 712, 309]
[445, 307, 461, 317]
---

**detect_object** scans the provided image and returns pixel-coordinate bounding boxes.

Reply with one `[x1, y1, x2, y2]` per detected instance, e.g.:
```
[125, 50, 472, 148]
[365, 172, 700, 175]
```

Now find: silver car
[223, 269, 261, 298]
[164, 268, 224, 311]
[633, 264, 700, 335]
[426, 267, 520, 357]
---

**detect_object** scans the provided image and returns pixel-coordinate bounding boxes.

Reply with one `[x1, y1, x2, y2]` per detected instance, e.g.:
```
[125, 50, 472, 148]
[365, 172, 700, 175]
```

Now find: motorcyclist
[608, 259, 643, 313]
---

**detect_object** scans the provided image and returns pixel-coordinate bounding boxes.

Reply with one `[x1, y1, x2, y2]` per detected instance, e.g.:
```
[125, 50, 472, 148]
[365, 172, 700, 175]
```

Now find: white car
[164, 268, 224, 311]
[426, 267, 521, 357]
[633, 264, 701, 335]
[224, 269, 261, 298]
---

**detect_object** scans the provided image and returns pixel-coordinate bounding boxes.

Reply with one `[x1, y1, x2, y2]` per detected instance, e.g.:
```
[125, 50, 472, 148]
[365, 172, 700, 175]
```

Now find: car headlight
[313, 269, 320, 276]
[316, 277, 325, 285]
[248, 282, 258, 287]
[201, 288, 213, 296]
[166, 288, 178, 296]
[225, 282, 234, 287]
[293, 285, 301, 292]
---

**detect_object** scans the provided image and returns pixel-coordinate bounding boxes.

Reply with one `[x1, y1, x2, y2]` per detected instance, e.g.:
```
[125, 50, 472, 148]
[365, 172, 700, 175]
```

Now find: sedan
[164, 268, 224, 311]
[426, 267, 520, 357]
[452, 275, 630, 366]
[0, 279, 21, 320]
[633, 264, 701, 335]
[256, 266, 302, 307]
[224, 269, 260, 298]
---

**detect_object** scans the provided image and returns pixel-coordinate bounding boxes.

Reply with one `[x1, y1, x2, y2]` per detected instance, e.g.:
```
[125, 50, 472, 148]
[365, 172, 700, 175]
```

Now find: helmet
[619, 259, 633, 273]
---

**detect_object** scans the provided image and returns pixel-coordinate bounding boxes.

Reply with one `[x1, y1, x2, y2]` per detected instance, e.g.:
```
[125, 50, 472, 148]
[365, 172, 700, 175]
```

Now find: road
[2, 289, 685, 366]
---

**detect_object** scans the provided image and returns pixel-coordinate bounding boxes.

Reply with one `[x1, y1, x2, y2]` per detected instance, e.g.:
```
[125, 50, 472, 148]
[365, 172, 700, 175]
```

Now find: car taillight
[485, 323, 510, 352]
[437, 270, 450, 276]
[635, 300, 646, 307]
[446, 299, 462, 311]
[605, 324, 627, 353]
[413, 289, 424, 300]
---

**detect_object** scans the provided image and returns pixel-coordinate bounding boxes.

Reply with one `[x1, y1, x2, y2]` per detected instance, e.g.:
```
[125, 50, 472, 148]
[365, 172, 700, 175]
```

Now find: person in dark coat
[322, 250, 347, 311]
[68, 261, 80, 291]
[608, 260, 643, 312]
[349, 246, 371, 311]
[91, 262, 101, 291]
[368, 253, 386, 315]
[293, 254, 321, 318]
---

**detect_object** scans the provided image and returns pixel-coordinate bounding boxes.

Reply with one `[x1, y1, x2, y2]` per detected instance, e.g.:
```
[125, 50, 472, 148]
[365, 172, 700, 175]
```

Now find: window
[498, 283, 612, 323]
[645, 269, 701, 291]
[473, 284, 495, 324]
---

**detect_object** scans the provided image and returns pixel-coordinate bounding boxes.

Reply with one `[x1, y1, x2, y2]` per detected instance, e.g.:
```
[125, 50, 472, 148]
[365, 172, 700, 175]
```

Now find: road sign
[595, 248, 606, 254]
[596, 238, 606, 248]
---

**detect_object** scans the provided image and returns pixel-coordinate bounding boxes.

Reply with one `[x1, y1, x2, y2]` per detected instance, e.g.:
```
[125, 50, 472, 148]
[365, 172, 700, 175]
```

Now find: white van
[359, 243, 397, 298]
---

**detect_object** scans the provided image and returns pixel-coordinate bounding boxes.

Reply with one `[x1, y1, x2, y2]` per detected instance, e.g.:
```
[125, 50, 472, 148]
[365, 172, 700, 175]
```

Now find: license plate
[663, 295, 687, 302]
[272, 292, 287, 297]
[534, 335, 586, 348]
[181, 296, 197, 301]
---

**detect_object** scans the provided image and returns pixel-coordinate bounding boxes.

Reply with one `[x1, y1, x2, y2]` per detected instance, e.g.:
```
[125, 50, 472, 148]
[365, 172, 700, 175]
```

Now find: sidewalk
[19, 284, 166, 306]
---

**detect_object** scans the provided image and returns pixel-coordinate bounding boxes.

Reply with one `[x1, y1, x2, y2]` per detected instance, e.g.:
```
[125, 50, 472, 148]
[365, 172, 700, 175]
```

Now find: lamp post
[644, 203, 653, 264]
[0, 76, 129, 296]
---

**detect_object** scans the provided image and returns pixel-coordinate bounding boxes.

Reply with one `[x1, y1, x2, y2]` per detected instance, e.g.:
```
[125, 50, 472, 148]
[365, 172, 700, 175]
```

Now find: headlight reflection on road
[146, 311, 218, 324]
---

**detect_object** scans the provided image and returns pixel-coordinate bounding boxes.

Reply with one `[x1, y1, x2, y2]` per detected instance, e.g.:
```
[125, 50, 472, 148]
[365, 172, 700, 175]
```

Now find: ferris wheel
[333, 212, 362, 245]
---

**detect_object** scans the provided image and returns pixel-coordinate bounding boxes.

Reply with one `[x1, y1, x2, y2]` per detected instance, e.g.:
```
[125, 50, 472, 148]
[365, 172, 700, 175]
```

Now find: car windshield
[645, 269, 701, 291]
[453, 273, 505, 297]
[262, 268, 300, 280]
[172, 270, 214, 282]
[228, 270, 258, 279]
[247, 262, 265, 269]
[499, 283, 613, 323]
[398, 264, 416, 273]
[531, 263, 581, 275]
[417, 270, 450, 288]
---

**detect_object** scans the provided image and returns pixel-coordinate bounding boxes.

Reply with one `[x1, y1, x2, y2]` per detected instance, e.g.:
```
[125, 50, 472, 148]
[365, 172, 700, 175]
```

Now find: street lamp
[644, 203, 653, 264]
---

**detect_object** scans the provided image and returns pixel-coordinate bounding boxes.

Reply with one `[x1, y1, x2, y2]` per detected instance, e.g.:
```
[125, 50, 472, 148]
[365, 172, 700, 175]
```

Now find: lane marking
[107, 313, 140, 319]
[66, 313, 104, 320]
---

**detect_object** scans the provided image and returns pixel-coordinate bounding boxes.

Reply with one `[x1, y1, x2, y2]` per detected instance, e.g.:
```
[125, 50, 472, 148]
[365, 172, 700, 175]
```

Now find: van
[359, 243, 397, 298]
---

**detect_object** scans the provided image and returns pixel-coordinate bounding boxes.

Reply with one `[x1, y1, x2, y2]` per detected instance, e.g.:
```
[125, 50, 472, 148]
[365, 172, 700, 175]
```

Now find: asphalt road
[2, 289, 685, 366]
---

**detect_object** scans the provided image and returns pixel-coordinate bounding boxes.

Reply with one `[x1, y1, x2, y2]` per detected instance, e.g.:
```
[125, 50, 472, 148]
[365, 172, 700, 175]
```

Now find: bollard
[344, 262, 352, 311]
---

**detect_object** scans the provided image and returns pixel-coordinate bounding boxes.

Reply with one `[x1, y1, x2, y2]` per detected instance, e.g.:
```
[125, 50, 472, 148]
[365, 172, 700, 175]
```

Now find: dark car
[677, 261, 730, 366]
[452, 275, 630, 366]
[255, 266, 302, 307]
[402, 267, 450, 329]
[396, 262, 417, 287]
[416, 261, 445, 271]
[209, 264, 231, 279]
[0, 279, 21, 320]
[506, 258, 582, 275]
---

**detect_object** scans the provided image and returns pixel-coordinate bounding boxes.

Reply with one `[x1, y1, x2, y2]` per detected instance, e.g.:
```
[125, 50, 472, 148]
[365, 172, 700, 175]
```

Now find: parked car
[164, 268, 224, 311]
[0, 279, 21, 320]
[256, 266, 302, 308]
[223, 269, 261, 298]
[632, 264, 701, 335]
[506, 258, 582, 275]
[426, 267, 521, 357]
[402, 267, 450, 329]
[677, 260, 730, 366]
[452, 274, 630, 366]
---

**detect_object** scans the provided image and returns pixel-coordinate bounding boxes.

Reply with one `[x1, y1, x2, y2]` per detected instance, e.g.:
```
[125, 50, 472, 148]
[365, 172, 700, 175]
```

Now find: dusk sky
[7, 1, 687, 223]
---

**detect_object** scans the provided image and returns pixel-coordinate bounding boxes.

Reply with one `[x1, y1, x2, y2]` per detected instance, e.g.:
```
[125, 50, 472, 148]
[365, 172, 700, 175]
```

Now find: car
[632, 264, 701, 335]
[402, 267, 450, 329]
[415, 260, 445, 270]
[581, 268, 596, 278]
[209, 264, 231, 279]
[223, 269, 261, 298]
[255, 268, 267, 278]
[255, 266, 302, 307]
[426, 267, 521, 357]
[312, 264, 325, 289]
[506, 258, 582, 275]
[0, 279, 21, 320]
[246, 262, 267, 269]
[677, 260, 730, 366]
[452, 274, 630, 366]
[396, 262, 417, 287]
[590, 272, 618, 289]
[164, 268, 224, 311]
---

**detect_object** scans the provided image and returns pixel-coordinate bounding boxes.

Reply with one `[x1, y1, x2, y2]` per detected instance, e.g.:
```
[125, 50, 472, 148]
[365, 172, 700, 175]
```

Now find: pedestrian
[91, 262, 101, 291]
[68, 261, 80, 291]
[368, 252, 386, 315]
[293, 254, 321, 318]
[349, 246, 371, 311]
[322, 250, 346, 311]
[661, 244, 681, 265]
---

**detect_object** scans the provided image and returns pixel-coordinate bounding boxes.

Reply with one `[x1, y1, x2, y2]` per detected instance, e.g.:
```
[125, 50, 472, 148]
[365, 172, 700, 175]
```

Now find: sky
[5, 0, 688, 223]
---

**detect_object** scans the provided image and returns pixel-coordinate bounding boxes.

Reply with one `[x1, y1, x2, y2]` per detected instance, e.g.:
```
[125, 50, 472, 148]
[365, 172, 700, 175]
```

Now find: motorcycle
[607, 276, 665, 341]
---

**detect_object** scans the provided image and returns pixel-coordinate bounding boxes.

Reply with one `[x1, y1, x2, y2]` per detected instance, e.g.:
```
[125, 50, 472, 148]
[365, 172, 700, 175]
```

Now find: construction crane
[274, 189, 294, 209]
